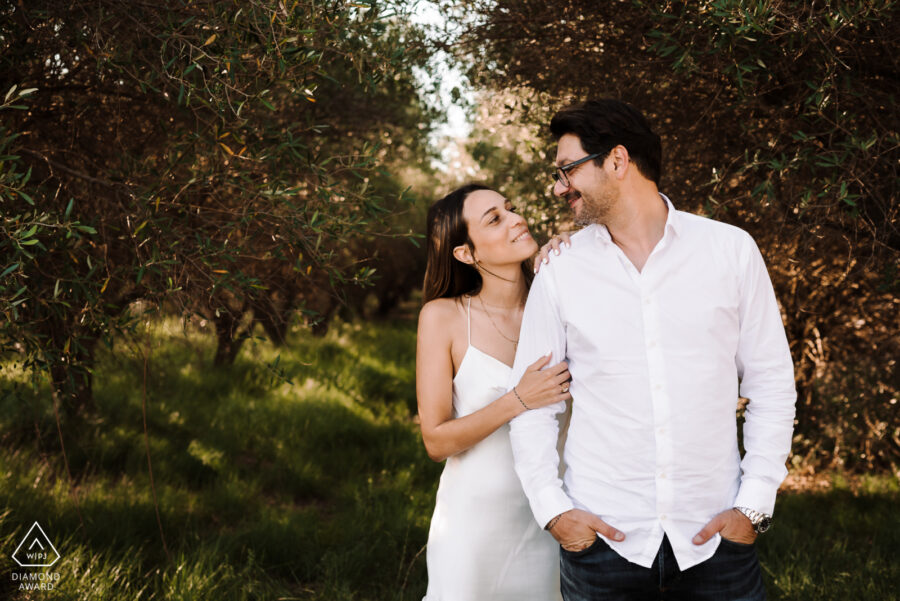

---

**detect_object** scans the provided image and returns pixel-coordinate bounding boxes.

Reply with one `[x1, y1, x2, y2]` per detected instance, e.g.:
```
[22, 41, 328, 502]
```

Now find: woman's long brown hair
[422, 184, 534, 303]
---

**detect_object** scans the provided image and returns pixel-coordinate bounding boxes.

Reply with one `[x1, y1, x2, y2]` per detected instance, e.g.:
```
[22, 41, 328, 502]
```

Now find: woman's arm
[415, 300, 570, 462]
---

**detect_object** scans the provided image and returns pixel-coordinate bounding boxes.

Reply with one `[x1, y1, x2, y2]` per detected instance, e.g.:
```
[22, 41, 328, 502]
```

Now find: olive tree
[0, 0, 435, 414]
[447, 0, 899, 472]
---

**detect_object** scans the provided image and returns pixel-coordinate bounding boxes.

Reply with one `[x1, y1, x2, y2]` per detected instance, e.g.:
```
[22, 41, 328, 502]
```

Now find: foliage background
[0, 0, 898, 599]
[1, 0, 433, 413]
[446, 0, 899, 475]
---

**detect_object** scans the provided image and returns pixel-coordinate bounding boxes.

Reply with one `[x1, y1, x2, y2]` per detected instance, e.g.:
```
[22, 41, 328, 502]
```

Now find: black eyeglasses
[551, 153, 602, 187]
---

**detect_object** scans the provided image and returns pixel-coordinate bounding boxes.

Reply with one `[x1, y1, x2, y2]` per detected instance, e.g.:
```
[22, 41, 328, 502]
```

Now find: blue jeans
[560, 535, 766, 601]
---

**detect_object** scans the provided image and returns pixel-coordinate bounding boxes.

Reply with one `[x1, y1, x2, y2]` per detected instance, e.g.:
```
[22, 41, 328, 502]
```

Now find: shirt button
[660, 514, 667, 520]
[658, 427, 665, 434]
[654, 384, 662, 391]
[659, 473, 666, 479]
[648, 340, 657, 348]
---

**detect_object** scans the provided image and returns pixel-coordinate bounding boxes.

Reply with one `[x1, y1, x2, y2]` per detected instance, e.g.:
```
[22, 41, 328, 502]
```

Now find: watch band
[734, 506, 773, 533]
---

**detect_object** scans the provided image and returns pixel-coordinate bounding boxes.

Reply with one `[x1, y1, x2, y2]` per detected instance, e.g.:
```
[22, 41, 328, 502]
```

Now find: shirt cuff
[733, 477, 779, 516]
[530, 485, 575, 530]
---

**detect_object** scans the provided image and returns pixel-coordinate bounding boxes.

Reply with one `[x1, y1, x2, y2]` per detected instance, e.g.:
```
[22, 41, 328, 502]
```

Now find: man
[508, 99, 796, 600]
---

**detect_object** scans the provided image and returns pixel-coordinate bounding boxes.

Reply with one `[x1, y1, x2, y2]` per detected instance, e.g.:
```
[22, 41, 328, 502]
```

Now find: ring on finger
[561, 383, 569, 393]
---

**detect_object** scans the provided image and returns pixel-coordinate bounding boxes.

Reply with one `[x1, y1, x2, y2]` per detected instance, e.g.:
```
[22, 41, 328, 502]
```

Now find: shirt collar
[660, 193, 681, 236]
[592, 192, 680, 243]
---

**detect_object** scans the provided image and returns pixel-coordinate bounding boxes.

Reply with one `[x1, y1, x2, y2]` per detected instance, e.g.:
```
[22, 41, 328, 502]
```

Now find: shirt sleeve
[508, 266, 574, 528]
[732, 232, 797, 516]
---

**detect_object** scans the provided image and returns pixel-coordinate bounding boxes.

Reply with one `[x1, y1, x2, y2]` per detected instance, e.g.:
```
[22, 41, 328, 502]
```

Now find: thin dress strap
[466, 295, 472, 346]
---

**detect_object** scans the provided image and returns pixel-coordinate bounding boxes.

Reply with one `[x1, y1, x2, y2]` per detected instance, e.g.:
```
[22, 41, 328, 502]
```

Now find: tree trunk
[252, 293, 295, 347]
[48, 337, 98, 419]
[213, 312, 247, 366]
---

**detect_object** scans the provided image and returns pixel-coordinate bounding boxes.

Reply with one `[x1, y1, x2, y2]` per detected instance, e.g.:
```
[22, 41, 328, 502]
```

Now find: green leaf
[0, 263, 19, 279]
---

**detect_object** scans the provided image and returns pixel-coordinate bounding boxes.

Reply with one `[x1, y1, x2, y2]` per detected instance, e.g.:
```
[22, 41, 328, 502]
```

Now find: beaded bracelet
[545, 514, 562, 531]
[512, 386, 530, 410]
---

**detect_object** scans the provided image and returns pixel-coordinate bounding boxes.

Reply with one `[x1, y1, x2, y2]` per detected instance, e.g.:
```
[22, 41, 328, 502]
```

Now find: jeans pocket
[719, 536, 755, 551]
[560, 535, 604, 558]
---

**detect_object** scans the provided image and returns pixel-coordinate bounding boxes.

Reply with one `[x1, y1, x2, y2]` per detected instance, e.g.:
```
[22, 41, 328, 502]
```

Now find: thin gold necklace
[478, 297, 521, 310]
[476, 294, 520, 349]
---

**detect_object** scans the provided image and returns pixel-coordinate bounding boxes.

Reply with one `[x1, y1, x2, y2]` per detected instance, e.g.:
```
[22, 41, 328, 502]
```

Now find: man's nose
[553, 178, 569, 197]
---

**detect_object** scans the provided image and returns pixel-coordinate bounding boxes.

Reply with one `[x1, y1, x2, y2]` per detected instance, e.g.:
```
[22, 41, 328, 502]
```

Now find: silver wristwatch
[734, 506, 773, 534]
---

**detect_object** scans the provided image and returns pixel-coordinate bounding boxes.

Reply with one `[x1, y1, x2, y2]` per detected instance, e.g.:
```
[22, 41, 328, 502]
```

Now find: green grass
[0, 316, 897, 599]
[0, 316, 439, 600]
[761, 476, 900, 601]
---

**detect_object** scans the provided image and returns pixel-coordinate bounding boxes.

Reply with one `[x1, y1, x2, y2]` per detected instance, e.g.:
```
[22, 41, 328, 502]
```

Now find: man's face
[554, 133, 618, 226]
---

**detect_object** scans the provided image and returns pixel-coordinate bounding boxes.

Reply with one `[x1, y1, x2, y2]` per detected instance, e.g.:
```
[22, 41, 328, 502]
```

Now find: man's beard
[574, 187, 617, 227]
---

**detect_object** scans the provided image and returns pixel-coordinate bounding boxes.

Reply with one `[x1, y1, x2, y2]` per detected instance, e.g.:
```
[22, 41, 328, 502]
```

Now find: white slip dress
[423, 297, 561, 601]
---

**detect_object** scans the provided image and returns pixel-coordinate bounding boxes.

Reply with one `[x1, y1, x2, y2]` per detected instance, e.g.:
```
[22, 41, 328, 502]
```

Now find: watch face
[757, 516, 772, 533]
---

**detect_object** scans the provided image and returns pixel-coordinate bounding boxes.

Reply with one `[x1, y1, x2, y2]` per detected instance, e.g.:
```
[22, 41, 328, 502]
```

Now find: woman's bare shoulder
[418, 296, 465, 328]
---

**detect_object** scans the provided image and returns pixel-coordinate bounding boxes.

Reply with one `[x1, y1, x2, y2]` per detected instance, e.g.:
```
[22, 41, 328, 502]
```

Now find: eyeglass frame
[551, 152, 604, 188]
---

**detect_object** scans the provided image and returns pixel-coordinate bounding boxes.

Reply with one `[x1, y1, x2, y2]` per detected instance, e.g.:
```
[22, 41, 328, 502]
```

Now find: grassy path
[0, 317, 896, 599]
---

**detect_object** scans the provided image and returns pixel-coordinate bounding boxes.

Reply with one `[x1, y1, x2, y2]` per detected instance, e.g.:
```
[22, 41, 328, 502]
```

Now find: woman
[417, 183, 571, 600]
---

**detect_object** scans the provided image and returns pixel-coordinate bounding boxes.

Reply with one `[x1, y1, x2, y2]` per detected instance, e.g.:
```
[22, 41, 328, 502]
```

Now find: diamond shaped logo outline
[11, 522, 60, 568]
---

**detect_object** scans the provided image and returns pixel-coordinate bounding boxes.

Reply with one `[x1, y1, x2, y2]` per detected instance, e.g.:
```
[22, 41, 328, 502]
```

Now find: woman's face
[461, 189, 538, 267]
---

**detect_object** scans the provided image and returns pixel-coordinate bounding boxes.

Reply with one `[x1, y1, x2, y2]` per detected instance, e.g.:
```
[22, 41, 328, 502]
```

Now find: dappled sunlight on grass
[761, 488, 899, 600]
[0, 316, 436, 599]
[2, 316, 892, 599]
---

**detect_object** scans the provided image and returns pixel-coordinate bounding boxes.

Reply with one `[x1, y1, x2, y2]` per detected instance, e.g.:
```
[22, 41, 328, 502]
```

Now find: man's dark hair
[550, 99, 662, 185]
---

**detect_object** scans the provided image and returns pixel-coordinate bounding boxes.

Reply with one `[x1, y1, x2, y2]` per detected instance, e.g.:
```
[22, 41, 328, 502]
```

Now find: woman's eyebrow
[480, 206, 499, 221]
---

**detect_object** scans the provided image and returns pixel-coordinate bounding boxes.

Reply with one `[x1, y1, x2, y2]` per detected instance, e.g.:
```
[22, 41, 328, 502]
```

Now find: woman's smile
[512, 230, 531, 243]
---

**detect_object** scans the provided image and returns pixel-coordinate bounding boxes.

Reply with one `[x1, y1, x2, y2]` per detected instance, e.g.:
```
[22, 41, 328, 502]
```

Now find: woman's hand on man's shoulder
[534, 231, 573, 274]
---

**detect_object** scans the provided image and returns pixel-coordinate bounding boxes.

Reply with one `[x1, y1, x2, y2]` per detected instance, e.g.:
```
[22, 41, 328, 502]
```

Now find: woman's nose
[510, 209, 527, 225]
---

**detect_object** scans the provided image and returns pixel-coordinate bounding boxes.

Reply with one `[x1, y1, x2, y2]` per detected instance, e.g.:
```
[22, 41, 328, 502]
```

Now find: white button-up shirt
[508, 195, 796, 570]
